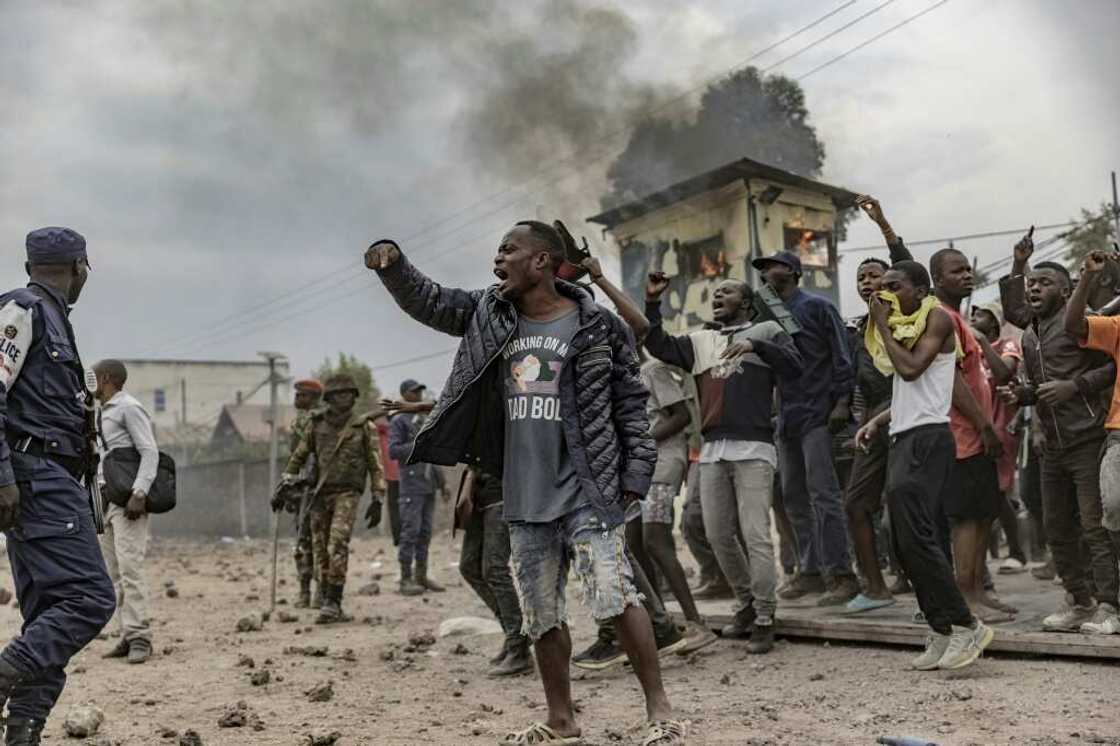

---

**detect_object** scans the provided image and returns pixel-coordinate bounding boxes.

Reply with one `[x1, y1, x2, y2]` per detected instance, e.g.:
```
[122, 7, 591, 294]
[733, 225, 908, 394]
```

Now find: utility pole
[259, 350, 287, 615]
[1111, 171, 1119, 244]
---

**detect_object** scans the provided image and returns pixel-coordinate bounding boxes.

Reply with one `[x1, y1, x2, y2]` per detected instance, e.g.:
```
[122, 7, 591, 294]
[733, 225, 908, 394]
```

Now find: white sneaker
[1043, 595, 1097, 632]
[1080, 603, 1120, 635]
[911, 632, 951, 670]
[937, 622, 993, 670]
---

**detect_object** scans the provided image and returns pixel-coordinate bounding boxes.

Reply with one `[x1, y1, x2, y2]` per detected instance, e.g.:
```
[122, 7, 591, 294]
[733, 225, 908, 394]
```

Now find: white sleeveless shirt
[890, 351, 954, 437]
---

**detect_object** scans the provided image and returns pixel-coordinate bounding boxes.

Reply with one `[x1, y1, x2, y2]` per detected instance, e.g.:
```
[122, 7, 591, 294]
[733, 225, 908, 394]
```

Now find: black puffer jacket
[376, 254, 656, 528]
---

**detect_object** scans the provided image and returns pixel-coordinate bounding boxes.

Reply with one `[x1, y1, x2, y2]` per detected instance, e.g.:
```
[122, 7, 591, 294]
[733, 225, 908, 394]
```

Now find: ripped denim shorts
[508, 504, 643, 641]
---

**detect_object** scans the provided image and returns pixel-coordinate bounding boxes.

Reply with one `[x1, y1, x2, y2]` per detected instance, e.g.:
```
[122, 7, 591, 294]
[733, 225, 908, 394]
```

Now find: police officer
[281, 374, 386, 623]
[388, 380, 446, 596]
[271, 379, 323, 608]
[0, 228, 116, 744]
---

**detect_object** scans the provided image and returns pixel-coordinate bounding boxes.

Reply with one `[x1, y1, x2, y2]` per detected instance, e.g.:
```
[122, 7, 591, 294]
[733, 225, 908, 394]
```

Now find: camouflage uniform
[289, 408, 318, 585]
[285, 406, 386, 589]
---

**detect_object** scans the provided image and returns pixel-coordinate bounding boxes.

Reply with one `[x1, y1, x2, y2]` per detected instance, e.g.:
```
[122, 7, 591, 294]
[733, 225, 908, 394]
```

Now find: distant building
[209, 403, 298, 452]
[115, 358, 293, 447]
[587, 156, 858, 334]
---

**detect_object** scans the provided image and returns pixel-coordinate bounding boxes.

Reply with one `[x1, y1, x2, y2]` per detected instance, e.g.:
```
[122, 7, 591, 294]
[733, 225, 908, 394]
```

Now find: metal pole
[259, 351, 286, 615]
[1111, 171, 1119, 244]
[238, 461, 247, 537]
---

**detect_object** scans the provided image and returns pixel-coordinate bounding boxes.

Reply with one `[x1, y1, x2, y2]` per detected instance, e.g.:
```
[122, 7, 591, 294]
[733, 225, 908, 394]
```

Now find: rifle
[82, 369, 106, 534]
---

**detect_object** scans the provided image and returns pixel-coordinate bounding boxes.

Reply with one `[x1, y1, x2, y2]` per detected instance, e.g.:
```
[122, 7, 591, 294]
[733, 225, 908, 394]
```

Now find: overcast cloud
[1, 0, 1117, 404]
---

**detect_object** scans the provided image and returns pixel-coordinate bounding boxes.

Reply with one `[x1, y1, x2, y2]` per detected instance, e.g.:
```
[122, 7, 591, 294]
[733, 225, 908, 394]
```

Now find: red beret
[294, 379, 323, 394]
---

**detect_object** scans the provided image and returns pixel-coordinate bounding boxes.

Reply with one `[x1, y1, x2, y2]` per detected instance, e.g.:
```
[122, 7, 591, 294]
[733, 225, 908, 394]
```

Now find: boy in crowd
[1058, 247, 1120, 634]
[645, 272, 802, 653]
[857, 260, 993, 669]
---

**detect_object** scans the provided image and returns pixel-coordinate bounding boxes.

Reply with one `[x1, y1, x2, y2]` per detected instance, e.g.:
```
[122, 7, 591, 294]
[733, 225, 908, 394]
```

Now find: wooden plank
[672, 610, 1120, 660]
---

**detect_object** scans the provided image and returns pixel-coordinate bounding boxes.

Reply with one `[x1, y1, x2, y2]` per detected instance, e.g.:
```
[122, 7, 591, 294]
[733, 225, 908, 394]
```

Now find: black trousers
[887, 425, 973, 635]
[1041, 438, 1120, 607]
[459, 504, 523, 641]
[386, 480, 401, 546]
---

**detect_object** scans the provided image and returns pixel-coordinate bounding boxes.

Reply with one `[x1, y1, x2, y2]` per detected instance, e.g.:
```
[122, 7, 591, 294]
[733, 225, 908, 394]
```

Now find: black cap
[399, 379, 425, 395]
[26, 227, 89, 267]
[751, 250, 802, 275]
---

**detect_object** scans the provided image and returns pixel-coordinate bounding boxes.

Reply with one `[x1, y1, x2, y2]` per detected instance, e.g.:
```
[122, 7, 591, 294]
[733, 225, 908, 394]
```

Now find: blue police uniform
[0, 228, 114, 727]
[389, 411, 443, 571]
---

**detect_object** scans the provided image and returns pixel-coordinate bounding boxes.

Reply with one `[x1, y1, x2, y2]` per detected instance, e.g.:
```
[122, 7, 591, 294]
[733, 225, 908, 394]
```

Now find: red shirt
[376, 420, 400, 482]
[943, 303, 994, 460]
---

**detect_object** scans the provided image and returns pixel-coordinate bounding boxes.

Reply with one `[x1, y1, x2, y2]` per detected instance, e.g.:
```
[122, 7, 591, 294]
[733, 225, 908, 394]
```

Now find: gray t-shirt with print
[641, 359, 690, 487]
[501, 308, 586, 523]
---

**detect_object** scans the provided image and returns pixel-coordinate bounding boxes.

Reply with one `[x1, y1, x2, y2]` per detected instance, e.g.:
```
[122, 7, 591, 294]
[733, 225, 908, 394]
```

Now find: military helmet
[323, 374, 359, 397]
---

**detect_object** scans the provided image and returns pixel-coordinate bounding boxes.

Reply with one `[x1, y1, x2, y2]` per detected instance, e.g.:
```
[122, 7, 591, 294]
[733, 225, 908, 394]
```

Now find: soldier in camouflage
[282, 374, 386, 624]
[275, 379, 323, 609]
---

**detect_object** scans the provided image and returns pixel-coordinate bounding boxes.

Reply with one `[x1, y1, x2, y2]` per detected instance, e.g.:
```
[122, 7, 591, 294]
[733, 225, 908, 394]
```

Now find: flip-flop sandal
[643, 719, 688, 745]
[844, 593, 897, 614]
[498, 722, 584, 745]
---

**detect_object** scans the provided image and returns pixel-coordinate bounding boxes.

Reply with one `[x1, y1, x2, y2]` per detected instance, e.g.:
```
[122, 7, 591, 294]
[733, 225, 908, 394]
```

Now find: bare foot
[979, 591, 1019, 615]
[975, 606, 1016, 624]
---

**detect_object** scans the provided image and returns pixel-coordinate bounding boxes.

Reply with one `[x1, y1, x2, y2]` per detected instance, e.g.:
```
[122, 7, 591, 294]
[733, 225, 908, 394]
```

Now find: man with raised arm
[367, 223, 686, 746]
[644, 271, 802, 654]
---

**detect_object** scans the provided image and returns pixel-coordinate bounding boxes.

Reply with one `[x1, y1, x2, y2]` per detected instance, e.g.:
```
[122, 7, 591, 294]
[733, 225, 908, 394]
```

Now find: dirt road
[5, 534, 1117, 745]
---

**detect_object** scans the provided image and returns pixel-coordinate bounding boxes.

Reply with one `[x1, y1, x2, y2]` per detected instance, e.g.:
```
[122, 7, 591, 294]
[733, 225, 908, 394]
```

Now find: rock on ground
[437, 616, 502, 638]
[63, 704, 105, 737]
[236, 612, 264, 632]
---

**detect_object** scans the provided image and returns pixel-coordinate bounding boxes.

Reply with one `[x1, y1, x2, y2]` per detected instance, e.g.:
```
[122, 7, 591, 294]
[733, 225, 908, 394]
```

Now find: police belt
[8, 434, 85, 481]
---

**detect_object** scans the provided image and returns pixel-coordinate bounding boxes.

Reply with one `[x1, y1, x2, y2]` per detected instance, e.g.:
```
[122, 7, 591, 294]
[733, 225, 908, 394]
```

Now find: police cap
[26, 227, 89, 267]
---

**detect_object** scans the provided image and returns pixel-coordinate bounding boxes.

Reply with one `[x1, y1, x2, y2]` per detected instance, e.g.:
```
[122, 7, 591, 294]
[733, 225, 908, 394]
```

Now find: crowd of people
[0, 201, 1118, 744]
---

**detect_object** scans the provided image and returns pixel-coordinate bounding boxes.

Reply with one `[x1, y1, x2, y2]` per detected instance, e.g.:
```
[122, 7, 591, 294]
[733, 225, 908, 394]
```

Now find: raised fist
[365, 240, 401, 271]
[646, 271, 670, 301]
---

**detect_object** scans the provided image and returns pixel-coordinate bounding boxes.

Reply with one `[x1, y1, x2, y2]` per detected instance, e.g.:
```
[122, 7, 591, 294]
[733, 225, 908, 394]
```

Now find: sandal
[499, 722, 584, 745]
[643, 719, 688, 745]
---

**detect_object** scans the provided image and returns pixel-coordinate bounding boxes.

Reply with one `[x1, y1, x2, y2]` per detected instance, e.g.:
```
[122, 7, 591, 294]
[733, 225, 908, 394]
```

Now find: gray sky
[2, 0, 1117, 406]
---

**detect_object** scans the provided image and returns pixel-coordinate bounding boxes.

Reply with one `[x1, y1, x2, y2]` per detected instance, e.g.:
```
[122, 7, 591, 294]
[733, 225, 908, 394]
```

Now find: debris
[218, 700, 263, 730]
[408, 632, 437, 648]
[305, 730, 342, 746]
[250, 670, 271, 686]
[278, 611, 299, 623]
[357, 582, 380, 596]
[166, 587, 180, 598]
[63, 704, 104, 737]
[178, 731, 203, 746]
[951, 687, 973, 701]
[285, 645, 329, 657]
[305, 681, 335, 703]
[437, 616, 502, 638]
[809, 673, 825, 682]
[451, 643, 470, 655]
[237, 654, 255, 668]
[236, 612, 263, 633]
[0, 588, 12, 605]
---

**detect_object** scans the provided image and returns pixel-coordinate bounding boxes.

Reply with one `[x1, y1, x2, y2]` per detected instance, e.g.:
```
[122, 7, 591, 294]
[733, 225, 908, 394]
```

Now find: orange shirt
[1080, 316, 1120, 429]
[943, 303, 993, 459]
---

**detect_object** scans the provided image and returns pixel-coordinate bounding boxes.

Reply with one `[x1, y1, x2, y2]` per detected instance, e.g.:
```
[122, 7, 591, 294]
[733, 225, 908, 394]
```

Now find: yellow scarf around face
[864, 292, 960, 376]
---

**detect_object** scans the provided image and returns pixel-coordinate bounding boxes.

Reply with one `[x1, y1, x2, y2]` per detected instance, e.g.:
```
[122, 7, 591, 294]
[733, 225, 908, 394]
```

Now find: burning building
[587, 156, 858, 333]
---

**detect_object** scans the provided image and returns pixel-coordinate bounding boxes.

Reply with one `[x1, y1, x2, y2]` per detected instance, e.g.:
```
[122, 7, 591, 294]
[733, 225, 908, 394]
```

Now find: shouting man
[367, 222, 686, 746]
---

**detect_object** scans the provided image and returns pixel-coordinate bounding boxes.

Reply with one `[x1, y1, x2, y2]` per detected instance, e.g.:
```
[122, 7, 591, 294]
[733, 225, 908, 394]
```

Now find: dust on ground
[6, 534, 1118, 746]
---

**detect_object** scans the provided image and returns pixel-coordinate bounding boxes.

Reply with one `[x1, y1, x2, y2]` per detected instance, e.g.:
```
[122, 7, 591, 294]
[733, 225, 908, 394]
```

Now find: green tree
[314, 353, 382, 414]
[603, 67, 826, 208]
[1063, 202, 1119, 265]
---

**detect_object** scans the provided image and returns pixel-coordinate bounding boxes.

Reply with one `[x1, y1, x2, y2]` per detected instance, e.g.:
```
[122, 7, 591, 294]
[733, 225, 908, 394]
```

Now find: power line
[796, 0, 951, 81]
[762, 0, 898, 73]
[839, 221, 1078, 254]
